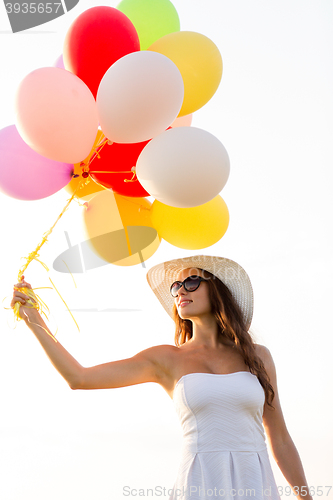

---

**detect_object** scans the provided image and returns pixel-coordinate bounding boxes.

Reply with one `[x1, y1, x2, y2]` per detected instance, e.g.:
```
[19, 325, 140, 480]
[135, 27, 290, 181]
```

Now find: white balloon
[96, 51, 184, 144]
[136, 127, 230, 208]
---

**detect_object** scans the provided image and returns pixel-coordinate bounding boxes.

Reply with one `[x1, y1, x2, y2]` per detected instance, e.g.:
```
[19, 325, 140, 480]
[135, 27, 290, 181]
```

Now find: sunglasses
[170, 275, 207, 297]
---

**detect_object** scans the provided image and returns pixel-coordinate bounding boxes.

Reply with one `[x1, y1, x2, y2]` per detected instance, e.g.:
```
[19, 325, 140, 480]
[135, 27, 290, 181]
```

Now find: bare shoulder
[135, 344, 178, 373]
[254, 344, 274, 364]
[254, 344, 277, 378]
[137, 343, 177, 360]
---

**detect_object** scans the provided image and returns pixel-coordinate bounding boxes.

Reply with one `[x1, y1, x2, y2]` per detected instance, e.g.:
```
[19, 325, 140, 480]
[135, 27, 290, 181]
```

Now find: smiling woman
[170, 267, 275, 409]
[10, 254, 313, 500]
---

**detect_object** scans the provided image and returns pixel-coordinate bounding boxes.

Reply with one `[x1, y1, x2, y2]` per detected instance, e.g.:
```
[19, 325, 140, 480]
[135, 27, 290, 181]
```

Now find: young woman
[11, 255, 312, 500]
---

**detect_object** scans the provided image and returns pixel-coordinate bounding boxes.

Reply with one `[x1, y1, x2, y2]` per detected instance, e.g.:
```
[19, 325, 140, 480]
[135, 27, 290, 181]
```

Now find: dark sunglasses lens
[184, 276, 201, 292]
[170, 282, 182, 297]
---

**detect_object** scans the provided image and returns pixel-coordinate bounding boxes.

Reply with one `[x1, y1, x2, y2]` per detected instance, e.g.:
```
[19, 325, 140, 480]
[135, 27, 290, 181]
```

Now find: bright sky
[0, 1, 332, 499]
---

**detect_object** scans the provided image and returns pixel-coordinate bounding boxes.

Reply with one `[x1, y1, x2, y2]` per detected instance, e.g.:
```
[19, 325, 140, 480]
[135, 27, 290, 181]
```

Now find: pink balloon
[0, 125, 73, 200]
[15, 67, 99, 163]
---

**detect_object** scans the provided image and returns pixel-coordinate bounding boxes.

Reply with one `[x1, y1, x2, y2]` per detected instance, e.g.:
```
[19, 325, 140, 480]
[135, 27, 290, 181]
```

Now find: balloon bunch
[0, 0, 231, 270]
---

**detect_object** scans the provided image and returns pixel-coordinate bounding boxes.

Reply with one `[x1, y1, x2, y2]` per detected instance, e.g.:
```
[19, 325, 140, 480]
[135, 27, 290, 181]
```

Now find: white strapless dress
[170, 372, 281, 500]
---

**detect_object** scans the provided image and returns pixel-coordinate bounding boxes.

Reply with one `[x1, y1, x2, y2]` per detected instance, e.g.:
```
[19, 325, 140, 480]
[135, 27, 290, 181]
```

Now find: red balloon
[63, 7, 140, 98]
[89, 140, 151, 197]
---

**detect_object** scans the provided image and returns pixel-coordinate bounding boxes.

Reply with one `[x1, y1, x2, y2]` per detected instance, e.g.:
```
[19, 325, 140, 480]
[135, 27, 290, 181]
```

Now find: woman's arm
[11, 279, 164, 390]
[257, 345, 313, 500]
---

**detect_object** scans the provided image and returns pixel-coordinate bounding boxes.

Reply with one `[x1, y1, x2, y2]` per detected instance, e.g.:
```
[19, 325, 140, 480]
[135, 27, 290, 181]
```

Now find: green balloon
[117, 0, 180, 50]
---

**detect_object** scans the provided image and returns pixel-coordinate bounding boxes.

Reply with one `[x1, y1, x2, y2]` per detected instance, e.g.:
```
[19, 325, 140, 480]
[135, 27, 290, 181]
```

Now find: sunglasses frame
[170, 275, 207, 297]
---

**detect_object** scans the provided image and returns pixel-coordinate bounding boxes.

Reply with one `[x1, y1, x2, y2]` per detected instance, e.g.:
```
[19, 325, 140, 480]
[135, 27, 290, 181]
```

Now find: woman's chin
[178, 308, 193, 320]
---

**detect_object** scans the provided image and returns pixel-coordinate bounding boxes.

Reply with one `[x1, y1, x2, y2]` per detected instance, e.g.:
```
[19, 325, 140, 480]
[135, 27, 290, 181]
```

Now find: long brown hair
[172, 269, 275, 409]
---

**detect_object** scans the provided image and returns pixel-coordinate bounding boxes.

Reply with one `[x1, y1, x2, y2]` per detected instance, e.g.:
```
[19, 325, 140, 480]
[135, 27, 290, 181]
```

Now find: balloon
[83, 190, 160, 266]
[0, 125, 73, 200]
[89, 139, 150, 197]
[15, 67, 99, 164]
[96, 51, 184, 143]
[136, 127, 230, 208]
[117, 0, 180, 50]
[151, 195, 229, 249]
[63, 6, 140, 98]
[171, 113, 193, 128]
[149, 31, 222, 116]
[64, 130, 105, 200]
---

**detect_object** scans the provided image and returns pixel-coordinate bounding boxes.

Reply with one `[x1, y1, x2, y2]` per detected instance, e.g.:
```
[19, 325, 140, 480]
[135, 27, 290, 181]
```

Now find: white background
[0, 1, 332, 499]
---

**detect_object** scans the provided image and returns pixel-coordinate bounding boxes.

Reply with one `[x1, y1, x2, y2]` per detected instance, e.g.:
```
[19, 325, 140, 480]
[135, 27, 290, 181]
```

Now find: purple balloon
[0, 125, 73, 200]
[54, 54, 65, 69]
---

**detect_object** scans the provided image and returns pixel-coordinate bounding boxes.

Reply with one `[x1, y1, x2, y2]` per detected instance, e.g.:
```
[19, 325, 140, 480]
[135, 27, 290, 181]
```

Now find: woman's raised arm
[11, 279, 165, 391]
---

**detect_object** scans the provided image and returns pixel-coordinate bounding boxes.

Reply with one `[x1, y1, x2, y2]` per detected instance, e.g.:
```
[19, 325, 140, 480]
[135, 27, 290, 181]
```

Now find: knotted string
[89, 167, 138, 183]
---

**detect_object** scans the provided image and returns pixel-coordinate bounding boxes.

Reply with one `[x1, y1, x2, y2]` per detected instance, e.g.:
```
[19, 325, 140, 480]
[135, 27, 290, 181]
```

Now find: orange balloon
[83, 190, 160, 266]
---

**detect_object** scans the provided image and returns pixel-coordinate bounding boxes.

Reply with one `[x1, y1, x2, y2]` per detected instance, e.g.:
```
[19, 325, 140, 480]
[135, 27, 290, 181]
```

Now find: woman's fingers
[13, 290, 29, 299]
[11, 288, 36, 307]
[10, 297, 30, 319]
[11, 276, 37, 313]
[11, 294, 36, 308]
[10, 296, 26, 308]
[14, 281, 32, 289]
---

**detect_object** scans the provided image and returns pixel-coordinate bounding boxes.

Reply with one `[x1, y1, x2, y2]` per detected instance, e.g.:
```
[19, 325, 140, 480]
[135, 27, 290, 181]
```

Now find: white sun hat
[146, 255, 254, 330]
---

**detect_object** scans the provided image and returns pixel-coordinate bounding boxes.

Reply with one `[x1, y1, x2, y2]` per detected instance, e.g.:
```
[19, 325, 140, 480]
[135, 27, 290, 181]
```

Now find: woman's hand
[11, 275, 38, 321]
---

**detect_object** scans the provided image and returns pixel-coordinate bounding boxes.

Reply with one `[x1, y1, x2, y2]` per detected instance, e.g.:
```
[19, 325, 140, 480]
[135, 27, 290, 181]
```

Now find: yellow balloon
[83, 190, 161, 266]
[151, 195, 229, 249]
[149, 31, 222, 116]
[64, 130, 105, 200]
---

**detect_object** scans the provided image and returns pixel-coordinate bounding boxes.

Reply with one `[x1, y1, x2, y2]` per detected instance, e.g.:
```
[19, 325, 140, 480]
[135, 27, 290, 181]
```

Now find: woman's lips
[178, 300, 192, 308]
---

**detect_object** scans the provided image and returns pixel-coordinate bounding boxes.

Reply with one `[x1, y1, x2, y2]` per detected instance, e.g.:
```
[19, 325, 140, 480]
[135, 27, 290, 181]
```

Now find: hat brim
[146, 255, 254, 330]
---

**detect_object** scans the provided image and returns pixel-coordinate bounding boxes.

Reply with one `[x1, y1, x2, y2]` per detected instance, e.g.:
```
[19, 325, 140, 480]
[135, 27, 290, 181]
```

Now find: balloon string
[83, 134, 138, 183]
[86, 134, 111, 169]
[72, 133, 111, 181]
[80, 189, 150, 213]
[89, 169, 138, 183]
[118, 195, 151, 212]
[7, 134, 117, 338]
[24, 317, 58, 343]
[89, 171, 134, 173]
[61, 260, 77, 288]
[17, 176, 87, 282]
[74, 134, 138, 184]
[76, 144, 147, 210]
[6, 175, 89, 336]
[48, 276, 80, 332]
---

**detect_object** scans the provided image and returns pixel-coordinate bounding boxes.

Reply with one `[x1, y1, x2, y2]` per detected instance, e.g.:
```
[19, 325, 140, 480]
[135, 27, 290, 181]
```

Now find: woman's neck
[188, 315, 221, 349]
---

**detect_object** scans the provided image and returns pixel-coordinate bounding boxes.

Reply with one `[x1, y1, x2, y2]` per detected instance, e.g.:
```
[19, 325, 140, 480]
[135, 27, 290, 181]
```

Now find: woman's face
[173, 268, 212, 320]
